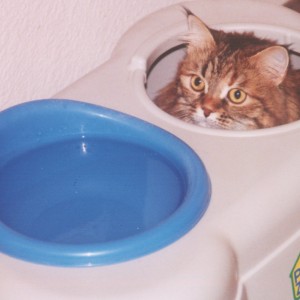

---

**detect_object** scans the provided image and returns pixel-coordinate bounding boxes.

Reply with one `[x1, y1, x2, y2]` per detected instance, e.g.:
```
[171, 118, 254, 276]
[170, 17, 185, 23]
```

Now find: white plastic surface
[1, 1, 300, 299]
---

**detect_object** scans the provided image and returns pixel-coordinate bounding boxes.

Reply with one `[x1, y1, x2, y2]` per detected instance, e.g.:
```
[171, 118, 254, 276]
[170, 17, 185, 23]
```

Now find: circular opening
[0, 100, 210, 267]
[146, 24, 300, 132]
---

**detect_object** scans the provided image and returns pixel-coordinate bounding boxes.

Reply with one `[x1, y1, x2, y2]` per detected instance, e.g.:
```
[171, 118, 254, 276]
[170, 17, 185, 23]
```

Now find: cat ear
[250, 46, 289, 85]
[183, 13, 216, 51]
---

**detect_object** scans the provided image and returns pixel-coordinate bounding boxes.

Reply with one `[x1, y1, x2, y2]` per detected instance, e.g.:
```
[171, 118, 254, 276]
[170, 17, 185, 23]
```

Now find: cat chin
[192, 120, 252, 130]
[192, 116, 223, 129]
[192, 111, 224, 129]
[192, 114, 254, 130]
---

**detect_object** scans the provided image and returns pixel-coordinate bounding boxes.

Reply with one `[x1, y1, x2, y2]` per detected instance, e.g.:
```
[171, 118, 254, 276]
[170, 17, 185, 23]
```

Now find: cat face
[164, 14, 291, 130]
[177, 52, 285, 130]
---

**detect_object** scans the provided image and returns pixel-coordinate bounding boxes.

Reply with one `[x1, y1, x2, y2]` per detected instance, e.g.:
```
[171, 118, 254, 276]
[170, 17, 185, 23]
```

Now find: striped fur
[154, 13, 300, 130]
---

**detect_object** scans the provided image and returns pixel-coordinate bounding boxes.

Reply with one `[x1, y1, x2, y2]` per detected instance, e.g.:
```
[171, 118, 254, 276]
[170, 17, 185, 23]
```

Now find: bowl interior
[0, 137, 184, 244]
[0, 100, 210, 266]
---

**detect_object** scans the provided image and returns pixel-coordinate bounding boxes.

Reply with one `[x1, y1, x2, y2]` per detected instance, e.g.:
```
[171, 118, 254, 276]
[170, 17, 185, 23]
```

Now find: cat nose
[202, 107, 212, 118]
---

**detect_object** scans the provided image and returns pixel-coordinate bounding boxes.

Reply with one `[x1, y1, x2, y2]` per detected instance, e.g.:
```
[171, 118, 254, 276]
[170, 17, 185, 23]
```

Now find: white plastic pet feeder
[0, 1, 299, 299]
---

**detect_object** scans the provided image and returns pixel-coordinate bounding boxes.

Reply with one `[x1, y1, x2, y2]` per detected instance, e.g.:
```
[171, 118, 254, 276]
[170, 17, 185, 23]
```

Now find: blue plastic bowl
[0, 99, 210, 267]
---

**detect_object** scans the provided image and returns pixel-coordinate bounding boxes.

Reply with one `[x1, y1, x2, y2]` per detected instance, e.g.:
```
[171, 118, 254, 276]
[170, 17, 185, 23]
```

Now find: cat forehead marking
[207, 72, 234, 99]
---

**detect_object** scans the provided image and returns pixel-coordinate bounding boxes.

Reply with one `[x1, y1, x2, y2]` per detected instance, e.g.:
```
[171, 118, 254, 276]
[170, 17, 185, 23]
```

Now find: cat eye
[227, 88, 247, 104]
[191, 75, 205, 92]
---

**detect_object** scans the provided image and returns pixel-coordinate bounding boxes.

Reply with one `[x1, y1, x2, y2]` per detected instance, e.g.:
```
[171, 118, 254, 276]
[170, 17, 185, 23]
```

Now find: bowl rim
[0, 99, 211, 267]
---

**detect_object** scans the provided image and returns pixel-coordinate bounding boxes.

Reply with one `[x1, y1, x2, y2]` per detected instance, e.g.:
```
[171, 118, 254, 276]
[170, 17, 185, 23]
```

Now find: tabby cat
[154, 10, 300, 130]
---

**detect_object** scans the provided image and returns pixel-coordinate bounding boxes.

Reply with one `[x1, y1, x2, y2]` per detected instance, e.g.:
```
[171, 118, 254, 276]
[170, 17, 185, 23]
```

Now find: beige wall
[0, 0, 287, 109]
